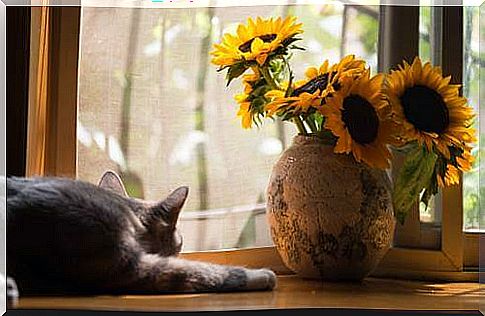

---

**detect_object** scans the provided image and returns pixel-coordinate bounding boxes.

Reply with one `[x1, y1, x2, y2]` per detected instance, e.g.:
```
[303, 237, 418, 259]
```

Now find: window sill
[16, 275, 481, 312]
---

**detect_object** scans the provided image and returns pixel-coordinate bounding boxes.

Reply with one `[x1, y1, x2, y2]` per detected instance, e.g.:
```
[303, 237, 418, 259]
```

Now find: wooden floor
[17, 276, 482, 312]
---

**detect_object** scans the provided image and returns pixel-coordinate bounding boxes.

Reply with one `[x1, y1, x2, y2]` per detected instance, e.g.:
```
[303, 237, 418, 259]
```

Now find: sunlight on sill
[17, 276, 481, 312]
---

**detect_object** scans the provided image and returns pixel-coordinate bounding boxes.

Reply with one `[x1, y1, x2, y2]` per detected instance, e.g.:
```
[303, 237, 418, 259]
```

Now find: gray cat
[6, 171, 276, 297]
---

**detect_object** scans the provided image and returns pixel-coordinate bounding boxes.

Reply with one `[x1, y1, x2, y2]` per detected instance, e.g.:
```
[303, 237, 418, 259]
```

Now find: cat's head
[98, 171, 187, 256]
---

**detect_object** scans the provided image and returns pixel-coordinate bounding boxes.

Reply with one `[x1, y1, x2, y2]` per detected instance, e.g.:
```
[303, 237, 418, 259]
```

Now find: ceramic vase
[266, 135, 395, 280]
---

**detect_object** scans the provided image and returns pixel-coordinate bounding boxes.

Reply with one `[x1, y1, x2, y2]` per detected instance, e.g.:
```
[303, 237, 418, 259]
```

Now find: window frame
[26, 5, 79, 178]
[374, 4, 477, 278]
[25, 3, 479, 281]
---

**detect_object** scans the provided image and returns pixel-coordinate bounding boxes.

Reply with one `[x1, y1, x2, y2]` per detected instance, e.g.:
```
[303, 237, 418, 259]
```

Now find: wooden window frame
[26, 5, 79, 178]
[24, 3, 479, 281]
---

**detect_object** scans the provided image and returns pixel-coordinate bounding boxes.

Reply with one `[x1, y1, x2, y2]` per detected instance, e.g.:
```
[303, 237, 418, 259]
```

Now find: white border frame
[0, 0, 6, 314]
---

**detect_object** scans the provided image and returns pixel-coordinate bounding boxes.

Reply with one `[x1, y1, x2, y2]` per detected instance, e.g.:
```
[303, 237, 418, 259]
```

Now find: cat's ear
[161, 186, 188, 226]
[98, 171, 128, 197]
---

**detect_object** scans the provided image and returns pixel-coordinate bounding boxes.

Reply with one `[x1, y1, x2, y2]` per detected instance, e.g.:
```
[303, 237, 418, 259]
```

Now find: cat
[6, 171, 276, 299]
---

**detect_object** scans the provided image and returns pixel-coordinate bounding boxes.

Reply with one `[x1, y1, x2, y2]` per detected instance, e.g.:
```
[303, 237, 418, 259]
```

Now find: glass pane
[419, 6, 432, 62]
[462, 6, 481, 232]
[418, 6, 442, 228]
[77, 4, 379, 251]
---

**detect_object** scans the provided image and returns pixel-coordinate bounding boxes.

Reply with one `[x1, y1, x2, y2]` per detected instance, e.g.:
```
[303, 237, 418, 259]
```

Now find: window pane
[77, 4, 378, 251]
[418, 6, 442, 229]
[462, 6, 481, 232]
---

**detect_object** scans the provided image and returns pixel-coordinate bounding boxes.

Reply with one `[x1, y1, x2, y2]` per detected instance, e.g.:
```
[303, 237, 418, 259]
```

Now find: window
[419, 5, 482, 233]
[26, 2, 480, 279]
[413, 4, 482, 269]
[462, 6, 481, 233]
[76, 3, 379, 252]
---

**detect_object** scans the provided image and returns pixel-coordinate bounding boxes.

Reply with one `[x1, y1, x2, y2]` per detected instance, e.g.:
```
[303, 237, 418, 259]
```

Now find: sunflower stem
[259, 65, 280, 91]
[259, 65, 307, 135]
[305, 116, 318, 134]
[293, 116, 308, 135]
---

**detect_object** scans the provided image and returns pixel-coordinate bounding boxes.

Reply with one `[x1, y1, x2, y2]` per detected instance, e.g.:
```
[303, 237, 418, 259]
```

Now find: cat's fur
[6, 171, 276, 296]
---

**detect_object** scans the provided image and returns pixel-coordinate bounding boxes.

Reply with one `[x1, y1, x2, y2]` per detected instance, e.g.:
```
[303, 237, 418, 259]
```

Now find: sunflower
[385, 57, 476, 159]
[211, 16, 303, 68]
[320, 70, 397, 169]
[436, 144, 474, 187]
[240, 69, 260, 93]
[265, 89, 321, 118]
[234, 70, 269, 129]
[265, 55, 366, 118]
[303, 54, 367, 94]
[235, 93, 253, 129]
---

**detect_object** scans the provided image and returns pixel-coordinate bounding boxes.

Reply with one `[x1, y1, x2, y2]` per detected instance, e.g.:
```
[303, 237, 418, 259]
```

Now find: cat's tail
[131, 254, 276, 293]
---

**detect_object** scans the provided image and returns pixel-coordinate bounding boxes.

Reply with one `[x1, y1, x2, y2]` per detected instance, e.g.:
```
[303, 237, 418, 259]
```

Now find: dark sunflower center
[238, 34, 277, 53]
[341, 95, 379, 145]
[400, 85, 449, 134]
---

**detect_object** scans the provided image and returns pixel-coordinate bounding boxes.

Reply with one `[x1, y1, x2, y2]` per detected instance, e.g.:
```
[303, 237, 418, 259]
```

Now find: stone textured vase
[267, 135, 395, 281]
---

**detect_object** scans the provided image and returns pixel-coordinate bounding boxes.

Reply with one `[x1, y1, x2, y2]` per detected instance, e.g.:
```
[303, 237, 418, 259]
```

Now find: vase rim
[293, 134, 335, 146]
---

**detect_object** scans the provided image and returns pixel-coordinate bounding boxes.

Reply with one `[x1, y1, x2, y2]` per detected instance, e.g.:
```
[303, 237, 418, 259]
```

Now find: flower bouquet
[211, 16, 476, 279]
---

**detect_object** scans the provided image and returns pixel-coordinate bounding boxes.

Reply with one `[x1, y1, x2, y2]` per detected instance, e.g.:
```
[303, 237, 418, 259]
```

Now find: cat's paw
[6, 276, 19, 309]
[245, 268, 277, 291]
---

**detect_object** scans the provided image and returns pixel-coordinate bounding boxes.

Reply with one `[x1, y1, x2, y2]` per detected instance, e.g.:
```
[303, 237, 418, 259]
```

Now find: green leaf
[311, 129, 336, 144]
[289, 45, 306, 51]
[281, 111, 295, 121]
[393, 145, 438, 224]
[392, 140, 419, 153]
[269, 59, 284, 72]
[421, 177, 438, 210]
[251, 85, 268, 97]
[226, 63, 249, 86]
[251, 97, 271, 118]
[282, 36, 302, 46]
[421, 164, 439, 211]
[421, 183, 437, 211]
[314, 113, 324, 129]
[216, 65, 229, 73]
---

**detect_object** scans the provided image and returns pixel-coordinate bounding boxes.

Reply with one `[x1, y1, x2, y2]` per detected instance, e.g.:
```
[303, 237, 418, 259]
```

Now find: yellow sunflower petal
[385, 57, 476, 159]
[305, 67, 319, 79]
[323, 67, 394, 169]
[211, 16, 303, 68]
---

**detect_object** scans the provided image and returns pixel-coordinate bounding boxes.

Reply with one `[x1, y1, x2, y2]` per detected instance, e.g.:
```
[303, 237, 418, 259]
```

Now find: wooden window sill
[16, 275, 481, 312]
